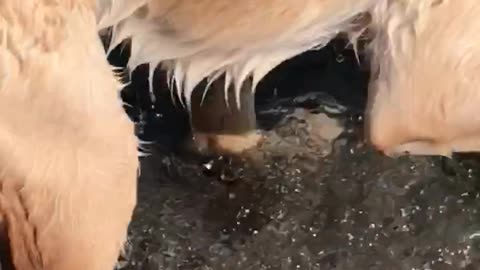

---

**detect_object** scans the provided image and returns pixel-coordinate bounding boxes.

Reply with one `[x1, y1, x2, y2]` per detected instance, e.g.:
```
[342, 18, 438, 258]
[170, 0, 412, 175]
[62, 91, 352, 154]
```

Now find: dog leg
[189, 77, 262, 155]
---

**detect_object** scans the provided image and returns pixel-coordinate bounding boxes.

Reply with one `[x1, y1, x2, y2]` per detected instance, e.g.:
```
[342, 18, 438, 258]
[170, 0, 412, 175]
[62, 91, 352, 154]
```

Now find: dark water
[109, 38, 480, 270]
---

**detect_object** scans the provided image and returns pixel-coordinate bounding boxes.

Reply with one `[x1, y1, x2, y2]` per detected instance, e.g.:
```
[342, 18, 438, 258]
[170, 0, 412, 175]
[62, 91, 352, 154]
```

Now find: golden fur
[366, 0, 480, 157]
[101, 0, 374, 109]
[0, 0, 138, 269]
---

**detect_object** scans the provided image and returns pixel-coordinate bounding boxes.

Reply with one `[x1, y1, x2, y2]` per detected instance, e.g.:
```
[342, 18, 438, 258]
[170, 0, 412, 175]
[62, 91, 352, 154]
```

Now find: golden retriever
[8, 0, 477, 269]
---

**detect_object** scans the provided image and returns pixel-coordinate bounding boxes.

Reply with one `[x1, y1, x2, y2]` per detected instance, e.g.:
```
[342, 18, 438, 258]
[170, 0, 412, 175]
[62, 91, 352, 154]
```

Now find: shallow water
[114, 40, 480, 270]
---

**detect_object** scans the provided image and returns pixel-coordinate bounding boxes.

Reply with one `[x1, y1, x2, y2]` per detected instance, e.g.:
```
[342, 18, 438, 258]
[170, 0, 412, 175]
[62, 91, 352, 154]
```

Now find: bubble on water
[336, 54, 345, 63]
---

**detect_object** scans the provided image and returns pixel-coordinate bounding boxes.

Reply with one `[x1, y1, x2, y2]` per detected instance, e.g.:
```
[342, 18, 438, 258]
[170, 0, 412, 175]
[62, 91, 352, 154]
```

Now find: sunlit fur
[0, 0, 138, 269]
[99, 0, 375, 110]
[366, 0, 480, 157]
